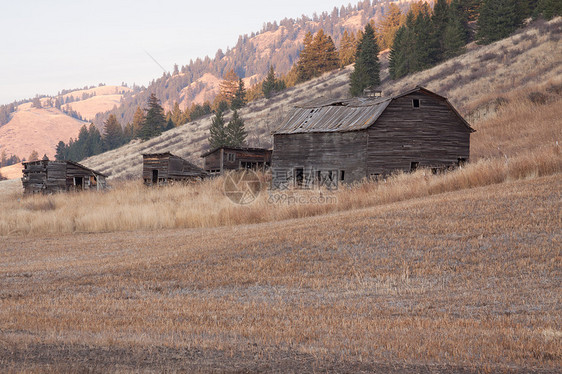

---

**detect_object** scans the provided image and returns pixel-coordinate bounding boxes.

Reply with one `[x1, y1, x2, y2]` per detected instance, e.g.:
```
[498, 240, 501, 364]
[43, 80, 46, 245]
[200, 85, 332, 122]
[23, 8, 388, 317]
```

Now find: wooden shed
[143, 152, 207, 186]
[22, 159, 108, 194]
[201, 146, 272, 175]
[271, 86, 475, 187]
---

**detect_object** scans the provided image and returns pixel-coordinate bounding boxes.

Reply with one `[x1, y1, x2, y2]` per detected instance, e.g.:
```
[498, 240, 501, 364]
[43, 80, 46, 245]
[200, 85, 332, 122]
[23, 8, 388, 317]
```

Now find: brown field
[0, 174, 560, 372]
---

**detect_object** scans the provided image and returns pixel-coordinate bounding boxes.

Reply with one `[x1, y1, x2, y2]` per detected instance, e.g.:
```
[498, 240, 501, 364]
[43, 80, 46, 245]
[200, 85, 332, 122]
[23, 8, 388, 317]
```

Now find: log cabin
[271, 86, 474, 188]
[143, 152, 207, 186]
[201, 146, 272, 175]
[22, 159, 108, 194]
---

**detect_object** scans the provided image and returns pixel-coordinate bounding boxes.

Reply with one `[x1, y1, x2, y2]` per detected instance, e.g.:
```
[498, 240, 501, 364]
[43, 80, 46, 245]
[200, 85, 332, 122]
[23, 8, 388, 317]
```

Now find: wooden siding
[202, 148, 272, 174]
[143, 153, 207, 185]
[366, 93, 471, 175]
[22, 160, 106, 194]
[272, 131, 368, 183]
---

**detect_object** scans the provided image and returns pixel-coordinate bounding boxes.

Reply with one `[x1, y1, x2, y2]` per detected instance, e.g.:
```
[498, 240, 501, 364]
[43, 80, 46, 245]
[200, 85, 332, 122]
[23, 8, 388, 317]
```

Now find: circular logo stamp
[223, 169, 261, 205]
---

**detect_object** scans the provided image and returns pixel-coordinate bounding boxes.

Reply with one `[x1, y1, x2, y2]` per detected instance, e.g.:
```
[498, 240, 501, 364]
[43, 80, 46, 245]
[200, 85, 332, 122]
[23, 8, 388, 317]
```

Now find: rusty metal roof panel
[274, 97, 391, 134]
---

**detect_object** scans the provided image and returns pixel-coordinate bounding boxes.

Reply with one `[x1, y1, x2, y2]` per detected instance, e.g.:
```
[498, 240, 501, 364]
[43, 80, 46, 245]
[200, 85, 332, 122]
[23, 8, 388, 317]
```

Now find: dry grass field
[0, 174, 560, 372]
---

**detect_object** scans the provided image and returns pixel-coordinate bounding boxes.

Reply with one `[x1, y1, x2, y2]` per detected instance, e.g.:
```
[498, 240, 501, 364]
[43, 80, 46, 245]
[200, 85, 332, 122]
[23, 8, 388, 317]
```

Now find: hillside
[0, 85, 132, 161]
[82, 17, 562, 180]
[93, 1, 426, 126]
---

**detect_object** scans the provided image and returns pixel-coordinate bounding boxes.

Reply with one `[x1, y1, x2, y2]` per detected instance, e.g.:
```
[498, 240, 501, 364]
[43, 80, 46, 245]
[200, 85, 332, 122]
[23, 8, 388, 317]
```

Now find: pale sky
[0, 0, 348, 105]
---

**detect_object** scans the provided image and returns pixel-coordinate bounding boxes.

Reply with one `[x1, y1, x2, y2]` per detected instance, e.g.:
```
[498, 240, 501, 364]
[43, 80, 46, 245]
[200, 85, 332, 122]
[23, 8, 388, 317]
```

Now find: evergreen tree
[138, 94, 165, 140]
[87, 123, 104, 155]
[350, 23, 380, 97]
[218, 69, 239, 105]
[1, 149, 7, 167]
[55, 141, 67, 160]
[231, 78, 247, 110]
[339, 30, 357, 67]
[377, 3, 404, 50]
[444, 0, 469, 58]
[208, 110, 228, 149]
[430, 0, 451, 62]
[312, 29, 339, 74]
[262, 66, 278, 98]
[103, 114, 123, 150]
[535, 0, 562, 19]
[165, 118, 175, 131]
[226, 110, 247, 147]
[476, 0, 525, 44]
[32, 97, 42, 109]
[171, 101, 183, 126]
[131, 106, 145, 138]
[28, 150, 39, 162]
[296, 31, 315, 82]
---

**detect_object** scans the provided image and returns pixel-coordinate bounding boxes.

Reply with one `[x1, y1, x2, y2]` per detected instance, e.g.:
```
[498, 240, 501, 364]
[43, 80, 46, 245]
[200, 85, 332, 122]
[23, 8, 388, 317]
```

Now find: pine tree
[313, 29, 339, 74]
[131, 106, 144, 138]
[28, 150, 39, 162]
[296, 31, 315, 82]
[350, 23, 380, 97]
[55, 141, 67, 160]
[138, 94, 165, 140]
[226, 110, 247, 147]
[103, 114, 123, 150]
[339, 30, 357, 67]
[208, 110, 228, 149]
[476, 0, 524, 44]
[262, 66, 278, 98]
[171, 102, 183, 126]
[377, 3, 404, 50]
[218, 69, 239, 105]
[443, 0, 469, 59]
[430, 0, 451, 62]
[231, 78, 247, 110]
[165, 118, 175, 131]
[32, 97, 42, 109]
[87, 123, 104, 156]
[535, 0, 562, 19]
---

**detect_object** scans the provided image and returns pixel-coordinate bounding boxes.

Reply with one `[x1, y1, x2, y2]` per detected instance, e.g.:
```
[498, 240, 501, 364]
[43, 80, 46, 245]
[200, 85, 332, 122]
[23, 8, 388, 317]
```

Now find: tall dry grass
[1, 78, 560, 237]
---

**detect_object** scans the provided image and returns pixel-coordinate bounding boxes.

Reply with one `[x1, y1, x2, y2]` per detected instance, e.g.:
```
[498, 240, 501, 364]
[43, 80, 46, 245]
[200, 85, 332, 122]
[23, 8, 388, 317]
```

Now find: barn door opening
[410, 162, 419, 172]
[74, 177, 83, 190]
[294, 168, 303, 187]
[152, 170, 158, 184]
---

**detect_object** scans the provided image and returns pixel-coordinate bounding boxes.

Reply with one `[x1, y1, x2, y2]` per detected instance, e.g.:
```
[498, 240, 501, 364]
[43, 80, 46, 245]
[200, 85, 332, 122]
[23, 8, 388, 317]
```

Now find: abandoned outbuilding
[271, 86, 475, 187]
[143, 152, 207, 186]
[22, 159, 108, 194]
[201, 146, 272, 175]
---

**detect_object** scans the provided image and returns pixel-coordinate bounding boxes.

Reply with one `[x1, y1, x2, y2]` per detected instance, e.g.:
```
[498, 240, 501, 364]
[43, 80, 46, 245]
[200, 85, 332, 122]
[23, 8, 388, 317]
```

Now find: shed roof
[142, 152, 207, 176]
[272, 86, 474, 134]
[22, 159, 108, 178]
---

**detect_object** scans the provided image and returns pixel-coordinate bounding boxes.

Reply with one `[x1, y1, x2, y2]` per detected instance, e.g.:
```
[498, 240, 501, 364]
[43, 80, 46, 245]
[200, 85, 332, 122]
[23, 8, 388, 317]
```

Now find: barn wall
[366, 93, 471, 175]
[272, 131, 368, 183]
[203, 151, 221, 171]
[142, 155, 170, 181]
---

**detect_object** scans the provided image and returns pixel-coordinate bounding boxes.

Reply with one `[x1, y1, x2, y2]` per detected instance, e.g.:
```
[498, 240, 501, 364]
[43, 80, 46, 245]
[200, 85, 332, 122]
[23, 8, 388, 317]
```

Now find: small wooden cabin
[201, 146, 272, 175]
[271, 86, 474, 187]
[143, 152, 207, 186]
[22, 159, 108, 194]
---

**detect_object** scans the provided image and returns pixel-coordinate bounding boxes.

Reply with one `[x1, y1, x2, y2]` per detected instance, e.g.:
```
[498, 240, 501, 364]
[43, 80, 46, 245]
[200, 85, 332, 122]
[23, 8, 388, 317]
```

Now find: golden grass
[0, 174, 560, 371]
[1, 88, 560, 237]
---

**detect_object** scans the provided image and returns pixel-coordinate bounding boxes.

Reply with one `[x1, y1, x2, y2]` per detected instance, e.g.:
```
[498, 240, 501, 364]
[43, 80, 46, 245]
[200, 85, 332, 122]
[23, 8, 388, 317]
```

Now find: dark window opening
[152, 170, 158, 184]
[412, 99, 420, 108]
[74, 177, 83, 190]
[227, 153, 235, 162]
[340, 170, 345, 181]
[457, 158, 467, 166]
[294, 168, 304, 187]
[410, 162, 419, 171]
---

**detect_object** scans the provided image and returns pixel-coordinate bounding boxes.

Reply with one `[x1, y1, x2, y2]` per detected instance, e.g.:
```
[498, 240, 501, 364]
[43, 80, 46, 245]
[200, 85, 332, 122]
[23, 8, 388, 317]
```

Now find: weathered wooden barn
[201, 146, 272, 175]
[143, 152, 207, 185]
[271, 86, 474, 187]
[22, 159, 108, 194]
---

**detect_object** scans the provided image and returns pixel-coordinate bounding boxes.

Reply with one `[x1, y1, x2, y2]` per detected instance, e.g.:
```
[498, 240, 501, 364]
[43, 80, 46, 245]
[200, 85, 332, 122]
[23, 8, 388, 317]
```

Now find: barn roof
[22, 159, 108, 178]
[142, 152, 207, 176]
[272, 86, 474, 134]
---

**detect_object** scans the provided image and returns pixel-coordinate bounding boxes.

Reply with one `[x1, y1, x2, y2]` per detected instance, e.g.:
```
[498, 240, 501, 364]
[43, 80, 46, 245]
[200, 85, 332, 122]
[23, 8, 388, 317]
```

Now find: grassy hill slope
[0, 85, 131, 161]
[82, 17, 562, 180]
